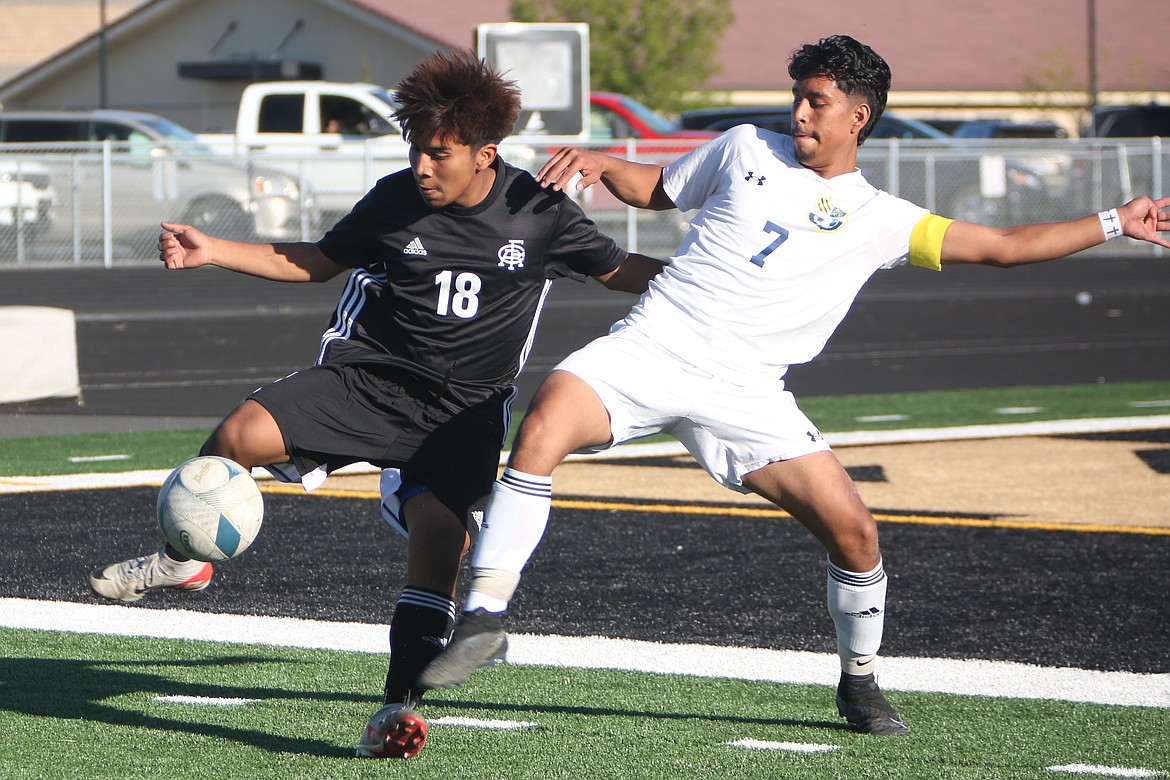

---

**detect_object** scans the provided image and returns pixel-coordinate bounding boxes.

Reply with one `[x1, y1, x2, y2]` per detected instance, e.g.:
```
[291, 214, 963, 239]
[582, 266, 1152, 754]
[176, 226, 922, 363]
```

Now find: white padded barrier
[0, 306, 81, 404]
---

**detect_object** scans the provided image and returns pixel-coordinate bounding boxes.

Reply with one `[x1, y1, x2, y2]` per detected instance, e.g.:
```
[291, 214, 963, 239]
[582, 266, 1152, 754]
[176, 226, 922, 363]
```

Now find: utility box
[477, 22, 590, 142]
[0, 306, 80, 404]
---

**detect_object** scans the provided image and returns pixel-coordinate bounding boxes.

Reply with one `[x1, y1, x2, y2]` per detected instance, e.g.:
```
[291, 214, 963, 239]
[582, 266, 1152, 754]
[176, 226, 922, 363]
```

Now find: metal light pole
[98, 0, 109, 108]
[1086, 0, 1097, 137]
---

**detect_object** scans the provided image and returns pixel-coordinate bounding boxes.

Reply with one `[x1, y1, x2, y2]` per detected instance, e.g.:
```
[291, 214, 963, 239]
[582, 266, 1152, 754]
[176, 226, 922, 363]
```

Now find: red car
[539, 93, 714, 213]
[588, 92, 717, 157]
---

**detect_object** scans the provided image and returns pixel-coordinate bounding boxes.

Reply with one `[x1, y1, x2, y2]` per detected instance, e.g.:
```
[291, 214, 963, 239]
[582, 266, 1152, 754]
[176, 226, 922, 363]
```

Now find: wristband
[1097, 208, 1122, 241]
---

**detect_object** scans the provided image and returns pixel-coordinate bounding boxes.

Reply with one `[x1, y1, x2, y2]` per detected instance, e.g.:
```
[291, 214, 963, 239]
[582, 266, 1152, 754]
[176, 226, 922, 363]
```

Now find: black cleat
[836, 673, 910, 735]
[417, 608, 508, 690]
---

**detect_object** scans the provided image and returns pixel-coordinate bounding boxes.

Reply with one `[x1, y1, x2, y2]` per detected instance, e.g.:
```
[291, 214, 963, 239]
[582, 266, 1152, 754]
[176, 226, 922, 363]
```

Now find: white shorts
[554, 329, 831, 493]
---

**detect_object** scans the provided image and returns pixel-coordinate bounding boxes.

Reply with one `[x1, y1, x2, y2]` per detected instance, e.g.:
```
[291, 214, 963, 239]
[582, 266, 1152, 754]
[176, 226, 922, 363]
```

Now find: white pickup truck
[200, 81, 537, 228]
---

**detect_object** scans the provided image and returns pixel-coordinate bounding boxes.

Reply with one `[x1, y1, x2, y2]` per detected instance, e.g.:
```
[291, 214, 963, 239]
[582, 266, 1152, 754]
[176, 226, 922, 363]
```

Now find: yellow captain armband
[908, 213, 954, 271]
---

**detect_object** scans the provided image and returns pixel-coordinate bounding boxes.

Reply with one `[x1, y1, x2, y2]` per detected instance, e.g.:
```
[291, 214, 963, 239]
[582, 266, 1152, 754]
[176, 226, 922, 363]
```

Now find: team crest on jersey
[808, 196, 847, 232]
[497, 239, 526, 271]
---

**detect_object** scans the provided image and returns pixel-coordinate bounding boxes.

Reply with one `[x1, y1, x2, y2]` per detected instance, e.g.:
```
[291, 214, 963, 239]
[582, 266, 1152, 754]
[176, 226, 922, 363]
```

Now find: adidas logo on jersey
[403, 237, 428, 256]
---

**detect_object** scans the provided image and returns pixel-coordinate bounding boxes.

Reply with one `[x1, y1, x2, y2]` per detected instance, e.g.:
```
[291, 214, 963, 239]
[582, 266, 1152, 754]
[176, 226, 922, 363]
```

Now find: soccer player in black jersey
[87, 49, 665, 759]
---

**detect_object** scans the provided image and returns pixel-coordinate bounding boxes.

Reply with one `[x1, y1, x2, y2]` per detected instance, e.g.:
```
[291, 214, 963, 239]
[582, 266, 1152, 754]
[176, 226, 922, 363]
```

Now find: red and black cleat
[356, 703, 428, 759]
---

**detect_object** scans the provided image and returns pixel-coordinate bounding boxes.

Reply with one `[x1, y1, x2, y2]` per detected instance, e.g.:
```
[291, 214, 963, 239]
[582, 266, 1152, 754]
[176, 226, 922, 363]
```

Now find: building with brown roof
[1, 0, 1166, 135]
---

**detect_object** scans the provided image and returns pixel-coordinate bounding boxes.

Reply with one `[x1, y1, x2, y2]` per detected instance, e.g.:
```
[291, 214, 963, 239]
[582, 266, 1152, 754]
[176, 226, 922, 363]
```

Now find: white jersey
[613, 124, 934, 383]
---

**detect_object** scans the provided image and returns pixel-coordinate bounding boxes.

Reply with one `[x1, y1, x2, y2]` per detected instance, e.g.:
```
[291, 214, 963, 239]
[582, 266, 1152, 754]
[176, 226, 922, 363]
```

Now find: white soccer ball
[157, 456, 264, 562]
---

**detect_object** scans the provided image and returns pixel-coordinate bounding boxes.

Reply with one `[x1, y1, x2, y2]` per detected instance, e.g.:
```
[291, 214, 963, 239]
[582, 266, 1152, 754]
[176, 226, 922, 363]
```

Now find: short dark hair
[788, 35, 890, 145]
[393, 49, 521, 148]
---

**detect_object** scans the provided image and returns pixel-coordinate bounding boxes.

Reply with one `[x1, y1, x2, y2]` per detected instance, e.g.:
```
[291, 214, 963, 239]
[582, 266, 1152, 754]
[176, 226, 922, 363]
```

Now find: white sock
[464, 468, 552, 613]
[826, 557, 888, 675]
[160, 547, 200, 571]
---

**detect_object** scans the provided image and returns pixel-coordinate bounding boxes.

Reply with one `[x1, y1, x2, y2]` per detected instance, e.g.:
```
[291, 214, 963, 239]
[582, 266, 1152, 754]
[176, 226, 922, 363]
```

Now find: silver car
[0, 109, 308, 254]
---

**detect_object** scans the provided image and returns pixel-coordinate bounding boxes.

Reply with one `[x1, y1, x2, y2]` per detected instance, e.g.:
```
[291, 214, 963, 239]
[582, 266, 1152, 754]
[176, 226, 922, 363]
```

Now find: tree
[510, 0, 733, 113]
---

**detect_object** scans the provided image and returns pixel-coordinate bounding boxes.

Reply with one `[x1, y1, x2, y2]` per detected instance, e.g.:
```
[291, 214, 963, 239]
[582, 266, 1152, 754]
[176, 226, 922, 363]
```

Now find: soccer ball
[157, 456, 264, 562]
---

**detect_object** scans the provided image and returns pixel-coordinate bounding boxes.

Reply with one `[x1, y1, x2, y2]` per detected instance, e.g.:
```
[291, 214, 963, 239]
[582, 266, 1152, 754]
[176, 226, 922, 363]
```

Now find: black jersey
[315, 156, 625, 408]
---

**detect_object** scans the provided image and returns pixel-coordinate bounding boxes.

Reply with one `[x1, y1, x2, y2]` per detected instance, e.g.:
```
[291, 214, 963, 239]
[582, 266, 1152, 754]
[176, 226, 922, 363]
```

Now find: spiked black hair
[393, 49, 521, 148]
[788, 35, 891, 145]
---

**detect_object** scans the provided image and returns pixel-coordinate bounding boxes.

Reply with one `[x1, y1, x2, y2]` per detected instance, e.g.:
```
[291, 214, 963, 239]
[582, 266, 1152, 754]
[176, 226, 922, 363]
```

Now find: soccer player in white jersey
[420, 35, 1170, 735]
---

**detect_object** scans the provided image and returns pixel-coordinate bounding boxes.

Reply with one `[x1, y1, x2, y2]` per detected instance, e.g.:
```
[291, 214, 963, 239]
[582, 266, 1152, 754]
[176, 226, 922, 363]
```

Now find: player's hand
[1119, 196, 1170, 249]
[158, 222, 213, 269]
[536, 148, 609, 192]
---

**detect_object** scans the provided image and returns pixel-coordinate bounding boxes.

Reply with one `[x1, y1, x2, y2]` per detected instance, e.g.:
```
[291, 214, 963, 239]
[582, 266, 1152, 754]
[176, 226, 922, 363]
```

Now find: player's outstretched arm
[595, 252, 668, 294]
[940, 196, 1170, 267]
[157, 222, 345, 282]
[536, 148, 675, 211]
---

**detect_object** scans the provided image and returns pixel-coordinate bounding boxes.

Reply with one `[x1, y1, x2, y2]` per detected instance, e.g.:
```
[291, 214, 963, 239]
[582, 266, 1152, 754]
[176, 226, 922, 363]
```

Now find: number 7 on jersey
[750, 220, 790, 267]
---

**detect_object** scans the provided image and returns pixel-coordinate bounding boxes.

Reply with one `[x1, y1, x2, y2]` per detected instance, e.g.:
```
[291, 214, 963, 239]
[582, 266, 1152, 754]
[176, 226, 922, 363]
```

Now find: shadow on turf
[2, 655, 362, 758]
[422, 696, 852, 734]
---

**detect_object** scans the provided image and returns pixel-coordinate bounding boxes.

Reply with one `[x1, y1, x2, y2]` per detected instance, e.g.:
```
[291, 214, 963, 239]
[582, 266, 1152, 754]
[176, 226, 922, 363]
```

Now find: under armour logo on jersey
[497, 239, 526, 270]
[744, 171, 766, 185]
[806, 429, 824, 442]
[808, 196, 847, 232]
[403, 237, 427, 256]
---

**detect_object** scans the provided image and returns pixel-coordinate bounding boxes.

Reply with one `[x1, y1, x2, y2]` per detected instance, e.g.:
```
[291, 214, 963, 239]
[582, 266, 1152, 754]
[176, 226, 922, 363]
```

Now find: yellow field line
[553, 498, 1170, 535]
[259, 484, 376, 500]
[263, 485, 1170, 537]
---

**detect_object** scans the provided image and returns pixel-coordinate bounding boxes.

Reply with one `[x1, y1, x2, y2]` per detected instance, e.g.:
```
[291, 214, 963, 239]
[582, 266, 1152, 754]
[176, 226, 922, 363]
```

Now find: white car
[0, 159, 55, 238]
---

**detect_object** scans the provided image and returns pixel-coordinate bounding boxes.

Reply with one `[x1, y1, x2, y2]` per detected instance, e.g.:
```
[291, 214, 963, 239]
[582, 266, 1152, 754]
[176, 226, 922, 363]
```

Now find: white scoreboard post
[476, 23, 590, 142]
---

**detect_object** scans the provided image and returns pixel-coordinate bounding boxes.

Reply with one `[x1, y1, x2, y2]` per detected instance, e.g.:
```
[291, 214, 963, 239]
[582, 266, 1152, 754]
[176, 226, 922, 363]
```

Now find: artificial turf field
[2, 475, 1168, 778]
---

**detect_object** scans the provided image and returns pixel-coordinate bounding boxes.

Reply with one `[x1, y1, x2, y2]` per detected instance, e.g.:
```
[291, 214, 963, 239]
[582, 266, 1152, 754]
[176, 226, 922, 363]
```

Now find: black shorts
[250, 362, 511, 523]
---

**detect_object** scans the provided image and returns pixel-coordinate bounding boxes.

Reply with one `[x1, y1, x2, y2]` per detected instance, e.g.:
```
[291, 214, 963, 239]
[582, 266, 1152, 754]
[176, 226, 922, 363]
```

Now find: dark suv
[1089, 104, 1170, 138]
[678, 106, 1051, 224]
[1075, 105, 1169, 210]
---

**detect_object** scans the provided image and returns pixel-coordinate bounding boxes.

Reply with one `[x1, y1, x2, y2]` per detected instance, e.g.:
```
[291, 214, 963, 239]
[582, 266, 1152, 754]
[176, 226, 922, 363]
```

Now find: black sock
[384, 587, 456, 706]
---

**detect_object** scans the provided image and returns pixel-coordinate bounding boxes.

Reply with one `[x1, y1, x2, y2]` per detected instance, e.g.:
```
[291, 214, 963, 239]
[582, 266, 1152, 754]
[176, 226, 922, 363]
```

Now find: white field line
[4, 414, 1170, 494]
[430, 716, 537, 730]
[728, 738, 839, 753]
[2, 598, 1167, 709]
[1047, 765, 1163, 777]
[154, 695, 257, 706]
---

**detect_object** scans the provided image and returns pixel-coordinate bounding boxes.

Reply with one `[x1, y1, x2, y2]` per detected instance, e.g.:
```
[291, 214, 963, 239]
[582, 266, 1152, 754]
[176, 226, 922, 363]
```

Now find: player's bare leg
[743, 454, 908, 735]
[359, 494, 470, 759]
[507, 369, 615, 475]
[201, 399, 289, 467]
[387, 493, 469, 704]
[742, 453, 880, 572]
[419, 370, 612, 689]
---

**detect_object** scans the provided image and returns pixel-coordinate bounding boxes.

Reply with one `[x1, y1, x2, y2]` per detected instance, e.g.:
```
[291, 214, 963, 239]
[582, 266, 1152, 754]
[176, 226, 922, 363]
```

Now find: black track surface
[4, 484, 1166, 675]
[1, 252, 1169, 419]
[3, 254, 1168, 681]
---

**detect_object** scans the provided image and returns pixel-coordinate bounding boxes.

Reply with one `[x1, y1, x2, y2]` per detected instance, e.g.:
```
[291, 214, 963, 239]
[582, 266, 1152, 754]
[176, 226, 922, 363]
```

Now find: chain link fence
[0, 140, 309, 267]
[0, 137, 1164, 268]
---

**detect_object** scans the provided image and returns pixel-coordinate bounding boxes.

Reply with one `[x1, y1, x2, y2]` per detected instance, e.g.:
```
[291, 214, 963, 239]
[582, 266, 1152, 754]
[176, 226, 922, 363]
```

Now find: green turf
[3, 381, 1170, 476]
[0, 428, 212, 476]
[797, 380, 1170, 431]
[1, 628, 1166, 780]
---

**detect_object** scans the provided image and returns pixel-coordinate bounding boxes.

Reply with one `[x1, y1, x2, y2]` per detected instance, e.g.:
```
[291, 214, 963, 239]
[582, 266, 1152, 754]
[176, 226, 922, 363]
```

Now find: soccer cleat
[417, 608, 508, 690]
[355, 702, 428, 759]
[836, 672, 910, 735]
[89, 549, 213, 604]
